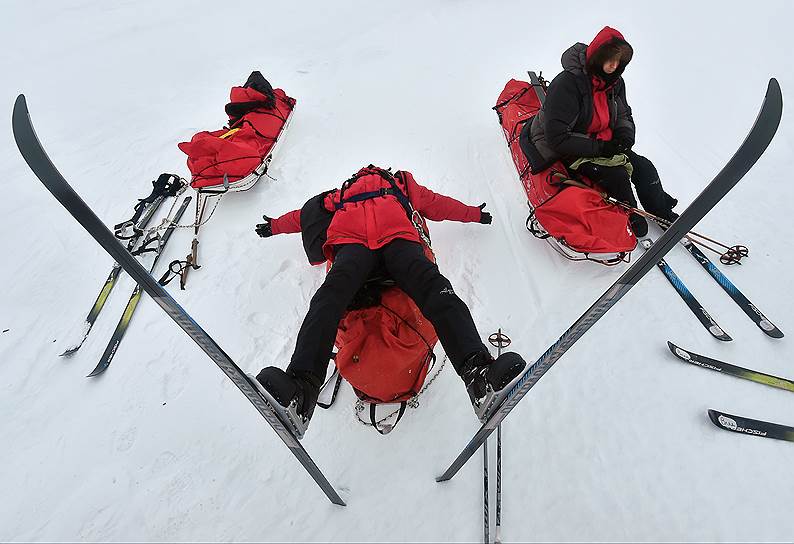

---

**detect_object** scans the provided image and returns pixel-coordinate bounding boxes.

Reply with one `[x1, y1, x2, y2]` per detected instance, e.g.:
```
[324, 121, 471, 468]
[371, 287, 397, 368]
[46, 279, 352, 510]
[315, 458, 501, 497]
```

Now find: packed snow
[2, 1, 794, 541]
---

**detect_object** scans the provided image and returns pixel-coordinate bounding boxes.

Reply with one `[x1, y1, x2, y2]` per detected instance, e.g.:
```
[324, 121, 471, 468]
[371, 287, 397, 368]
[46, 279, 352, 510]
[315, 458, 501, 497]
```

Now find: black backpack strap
[336, 166, 414, 221]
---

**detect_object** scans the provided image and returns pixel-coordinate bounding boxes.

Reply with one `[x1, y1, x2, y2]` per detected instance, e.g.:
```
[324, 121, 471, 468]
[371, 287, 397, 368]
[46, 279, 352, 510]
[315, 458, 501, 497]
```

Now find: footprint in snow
[115, 426, 137, 452]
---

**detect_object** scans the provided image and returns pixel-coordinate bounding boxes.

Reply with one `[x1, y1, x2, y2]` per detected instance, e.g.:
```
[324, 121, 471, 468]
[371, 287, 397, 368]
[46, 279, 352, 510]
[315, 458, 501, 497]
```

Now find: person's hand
[478, 203, 492, 225]
[255, 215, 273, 237]
[601, 139, 628, 157]
[612, 127, 634, 150]
[615, 135, 633, 152]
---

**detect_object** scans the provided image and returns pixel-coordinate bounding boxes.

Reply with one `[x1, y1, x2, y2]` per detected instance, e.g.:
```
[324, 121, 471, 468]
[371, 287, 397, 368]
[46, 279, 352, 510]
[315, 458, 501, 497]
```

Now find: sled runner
[493, 72, 636, 264]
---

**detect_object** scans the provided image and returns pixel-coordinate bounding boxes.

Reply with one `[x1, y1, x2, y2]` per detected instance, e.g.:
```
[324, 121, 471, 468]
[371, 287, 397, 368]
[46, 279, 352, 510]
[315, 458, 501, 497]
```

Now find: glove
[255, 215, 273, 238]
[478, 203, 492, 225]
[601, 139, 628, 157]
[612, 128, 635, 151]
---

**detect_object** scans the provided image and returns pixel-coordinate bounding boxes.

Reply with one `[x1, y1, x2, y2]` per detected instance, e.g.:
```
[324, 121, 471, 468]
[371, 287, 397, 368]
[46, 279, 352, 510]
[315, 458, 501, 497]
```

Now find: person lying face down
[250, 164, 526, 436]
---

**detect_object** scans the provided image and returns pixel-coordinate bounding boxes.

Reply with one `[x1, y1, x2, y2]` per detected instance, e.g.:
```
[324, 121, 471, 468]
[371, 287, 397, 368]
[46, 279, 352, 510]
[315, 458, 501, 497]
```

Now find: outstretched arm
[256, 209, 301, 237]
[403, 171, 486, 223]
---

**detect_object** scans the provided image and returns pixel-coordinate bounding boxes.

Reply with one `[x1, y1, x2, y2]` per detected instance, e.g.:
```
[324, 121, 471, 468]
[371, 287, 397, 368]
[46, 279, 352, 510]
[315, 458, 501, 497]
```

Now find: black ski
[641, 238, 732, 341]
[88, 196, 191, 377]
[668, 341, 794, 392]
[708, 409, 794, 442]
[680, 238, 783, 338]
[437, 78, 783, 483]
[60, 192, 168, 356]
[13, 94, 345, 506]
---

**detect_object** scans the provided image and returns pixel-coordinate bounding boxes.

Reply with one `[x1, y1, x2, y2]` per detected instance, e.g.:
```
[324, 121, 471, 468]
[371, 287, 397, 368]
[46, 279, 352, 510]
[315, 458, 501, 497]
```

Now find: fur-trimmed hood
[561, 26, 633, 86]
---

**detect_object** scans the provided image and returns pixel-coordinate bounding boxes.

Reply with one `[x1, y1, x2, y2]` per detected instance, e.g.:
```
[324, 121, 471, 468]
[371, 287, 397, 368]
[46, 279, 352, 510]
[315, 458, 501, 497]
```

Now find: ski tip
[12, 94, 29, 132]
[666, 340, 680, 354]
[13, 93, 27, 113]
[759, 77, 783, 135]
[766, 78, 782, 104]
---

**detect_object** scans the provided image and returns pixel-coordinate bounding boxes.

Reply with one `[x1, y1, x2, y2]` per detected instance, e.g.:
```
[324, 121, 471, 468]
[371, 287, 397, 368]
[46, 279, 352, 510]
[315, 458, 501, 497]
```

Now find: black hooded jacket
[525, 30, 636, 171]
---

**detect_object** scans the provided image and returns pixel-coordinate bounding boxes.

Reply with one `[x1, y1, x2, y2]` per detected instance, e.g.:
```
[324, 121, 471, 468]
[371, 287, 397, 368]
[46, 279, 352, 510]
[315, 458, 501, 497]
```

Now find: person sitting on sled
[520, 26, 679, 237]
[252, 165, 526, 436]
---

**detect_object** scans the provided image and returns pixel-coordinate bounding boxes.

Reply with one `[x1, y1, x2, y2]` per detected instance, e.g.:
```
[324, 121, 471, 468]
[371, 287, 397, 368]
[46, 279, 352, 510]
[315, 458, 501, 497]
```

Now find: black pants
[575, 150, 674, 216]
[288, 239, 487, 383]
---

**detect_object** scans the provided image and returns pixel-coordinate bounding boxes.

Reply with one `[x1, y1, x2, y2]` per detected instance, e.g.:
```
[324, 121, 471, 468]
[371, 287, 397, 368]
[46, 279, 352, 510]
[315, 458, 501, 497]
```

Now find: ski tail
[682, 240, 783, 338]
[13, 94, 345, 507]
[641, 238, 731, 341]
[87, 196, 192, 377]
[59, 193, 169, 356]
[436, 78, 783, 483]
[667, 341, 794, 392]
[708, 409, 794, 442]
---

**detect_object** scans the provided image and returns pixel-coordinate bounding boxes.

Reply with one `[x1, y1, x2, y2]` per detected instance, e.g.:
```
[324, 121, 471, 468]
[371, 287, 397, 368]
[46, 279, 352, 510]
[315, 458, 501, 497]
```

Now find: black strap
[131, 234, 162, 256]
[114, 173, 183, 239]
[335, 187, 400, 209]
[369, 402, 407, 435]
[337, 166, 414, 220]
[158, 258, 201, 286]
[317, 368, 343, 410]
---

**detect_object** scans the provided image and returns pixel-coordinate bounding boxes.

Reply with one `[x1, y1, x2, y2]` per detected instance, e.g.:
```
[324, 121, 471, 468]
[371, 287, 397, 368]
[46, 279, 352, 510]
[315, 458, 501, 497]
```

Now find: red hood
[586, 26, 626, 62]
[229, 86, 270, 103]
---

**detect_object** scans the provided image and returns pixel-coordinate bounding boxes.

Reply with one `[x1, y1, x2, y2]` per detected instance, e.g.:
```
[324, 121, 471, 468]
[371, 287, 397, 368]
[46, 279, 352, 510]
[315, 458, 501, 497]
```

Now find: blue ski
[641, 237, 731, 341]
[680, 238, 783, 338]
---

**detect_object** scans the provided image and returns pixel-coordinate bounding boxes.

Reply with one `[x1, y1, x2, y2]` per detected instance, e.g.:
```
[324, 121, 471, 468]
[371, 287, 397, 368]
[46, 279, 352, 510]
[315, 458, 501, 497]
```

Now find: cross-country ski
[2, 8, 792, 542]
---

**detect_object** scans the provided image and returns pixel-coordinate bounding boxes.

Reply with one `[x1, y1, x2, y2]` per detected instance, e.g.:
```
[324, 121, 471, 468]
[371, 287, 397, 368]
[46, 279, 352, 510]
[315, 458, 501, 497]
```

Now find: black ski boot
[461, 351, 527, 422]
[250, 367, 321, 439]
[629, 213, 648, 237]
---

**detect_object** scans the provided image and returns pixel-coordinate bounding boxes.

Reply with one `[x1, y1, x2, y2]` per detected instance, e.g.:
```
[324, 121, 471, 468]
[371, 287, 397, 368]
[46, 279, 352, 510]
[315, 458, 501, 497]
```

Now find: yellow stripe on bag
[219, 127, 241, 139]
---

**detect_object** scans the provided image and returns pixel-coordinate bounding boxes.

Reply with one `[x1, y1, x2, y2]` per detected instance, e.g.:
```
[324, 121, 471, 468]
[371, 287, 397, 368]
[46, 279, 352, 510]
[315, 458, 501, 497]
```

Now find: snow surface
[2, 1, 794, 541]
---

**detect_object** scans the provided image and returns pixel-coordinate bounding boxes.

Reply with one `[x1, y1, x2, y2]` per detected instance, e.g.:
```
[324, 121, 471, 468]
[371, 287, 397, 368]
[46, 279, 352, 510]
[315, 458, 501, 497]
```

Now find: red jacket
[270, 166, 482, 261]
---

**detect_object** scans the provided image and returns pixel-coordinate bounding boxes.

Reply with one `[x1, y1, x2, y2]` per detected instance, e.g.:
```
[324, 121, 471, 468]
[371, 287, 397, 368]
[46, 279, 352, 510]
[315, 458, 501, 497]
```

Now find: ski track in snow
[2, 1, 794, 542]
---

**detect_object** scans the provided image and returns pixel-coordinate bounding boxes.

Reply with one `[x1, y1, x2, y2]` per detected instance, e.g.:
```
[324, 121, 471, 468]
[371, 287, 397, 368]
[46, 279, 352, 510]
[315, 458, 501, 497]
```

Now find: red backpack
[332, 252, 440, 434]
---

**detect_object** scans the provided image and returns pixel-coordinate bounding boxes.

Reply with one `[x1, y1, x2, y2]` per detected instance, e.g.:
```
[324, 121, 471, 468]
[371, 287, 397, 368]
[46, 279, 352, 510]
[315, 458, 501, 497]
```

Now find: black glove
[478, 203, 492, 225]
[255, 215, 273, 238]
[601, 139, 628, 157]
[612, 128, 635, 151]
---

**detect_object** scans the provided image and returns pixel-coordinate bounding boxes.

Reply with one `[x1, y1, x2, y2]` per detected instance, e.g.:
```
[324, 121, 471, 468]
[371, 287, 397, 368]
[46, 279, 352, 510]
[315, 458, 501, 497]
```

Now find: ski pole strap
[114, 173, 184, 238]
[158, 258, 201, 287]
